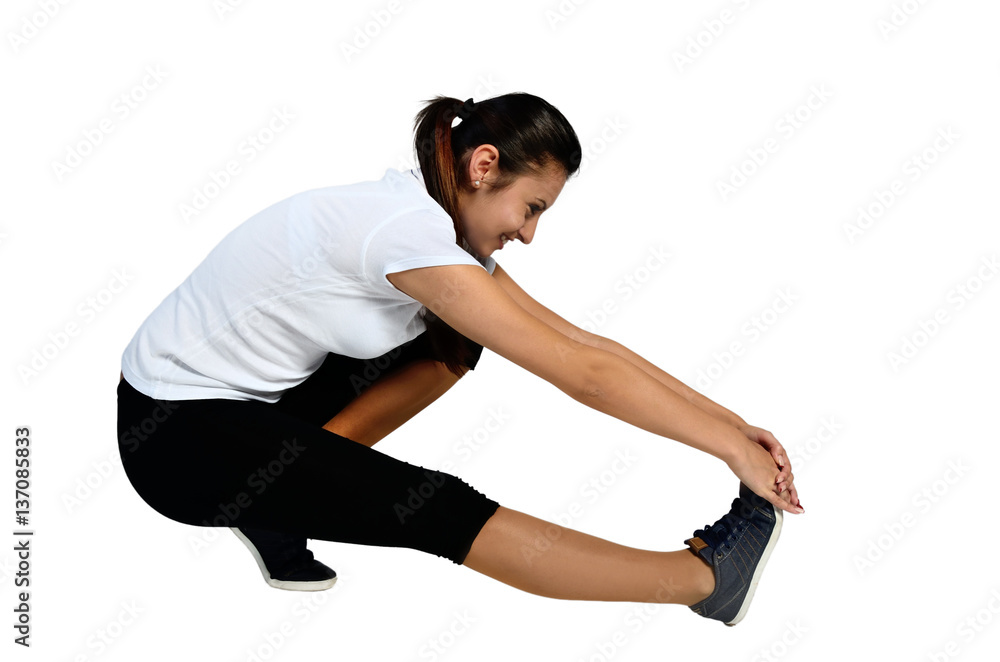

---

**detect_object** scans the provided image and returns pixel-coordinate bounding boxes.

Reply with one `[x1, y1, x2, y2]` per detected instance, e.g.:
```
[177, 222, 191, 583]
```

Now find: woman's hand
[737, 424, 801, 509]
[726, 426, 804, 514]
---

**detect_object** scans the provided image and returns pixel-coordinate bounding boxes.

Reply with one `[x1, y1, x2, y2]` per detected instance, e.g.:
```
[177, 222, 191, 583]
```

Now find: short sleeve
[363, 209, 486, 294]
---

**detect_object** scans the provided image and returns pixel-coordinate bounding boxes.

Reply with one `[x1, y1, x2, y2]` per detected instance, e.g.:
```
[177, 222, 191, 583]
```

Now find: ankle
[683, 550, 715, 607]
[650, 550, 715, 606]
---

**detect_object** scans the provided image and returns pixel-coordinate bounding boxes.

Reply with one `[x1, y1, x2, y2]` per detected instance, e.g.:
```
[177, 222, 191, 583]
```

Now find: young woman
[117, 92, 802, 627]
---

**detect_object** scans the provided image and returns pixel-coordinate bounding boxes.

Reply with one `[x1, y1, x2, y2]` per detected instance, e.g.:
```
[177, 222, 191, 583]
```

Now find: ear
[467, 144, 500, 183]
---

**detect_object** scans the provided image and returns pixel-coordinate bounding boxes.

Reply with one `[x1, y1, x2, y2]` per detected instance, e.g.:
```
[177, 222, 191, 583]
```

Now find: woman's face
[457, 146, 567, 257]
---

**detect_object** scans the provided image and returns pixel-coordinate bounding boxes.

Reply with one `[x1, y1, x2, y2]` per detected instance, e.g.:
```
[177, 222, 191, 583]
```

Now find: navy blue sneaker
[684, 482, 782, 626]
[231, 527, 337, 591]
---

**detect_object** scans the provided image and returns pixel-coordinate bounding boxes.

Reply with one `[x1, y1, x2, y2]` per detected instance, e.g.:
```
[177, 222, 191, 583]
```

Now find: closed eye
[526, 204, 541, 217]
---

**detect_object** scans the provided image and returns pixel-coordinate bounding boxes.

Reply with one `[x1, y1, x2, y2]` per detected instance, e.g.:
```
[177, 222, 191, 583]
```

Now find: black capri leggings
[116, 332, 501, 565]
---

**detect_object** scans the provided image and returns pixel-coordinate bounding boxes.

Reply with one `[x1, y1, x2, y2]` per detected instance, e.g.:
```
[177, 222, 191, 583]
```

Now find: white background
[3, 0, 1000, 660]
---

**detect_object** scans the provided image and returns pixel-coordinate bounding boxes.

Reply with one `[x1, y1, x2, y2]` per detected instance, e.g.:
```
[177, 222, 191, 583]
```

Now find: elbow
[573, 347, 610, 402]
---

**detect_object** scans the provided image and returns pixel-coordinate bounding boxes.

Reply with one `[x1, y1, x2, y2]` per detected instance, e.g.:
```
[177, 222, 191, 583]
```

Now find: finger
[756, 428, 779, 448]
[787, 482, 801, 509]
[764, 441, 786, 468]
[777, 477, 796, 497]
[754, 432, 777, 450]
[768, 487, 803, 515]
[781, 483, 801, 510]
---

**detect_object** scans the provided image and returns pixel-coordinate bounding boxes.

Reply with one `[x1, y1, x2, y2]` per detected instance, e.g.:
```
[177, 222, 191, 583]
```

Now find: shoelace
[692, 498, 748, 555]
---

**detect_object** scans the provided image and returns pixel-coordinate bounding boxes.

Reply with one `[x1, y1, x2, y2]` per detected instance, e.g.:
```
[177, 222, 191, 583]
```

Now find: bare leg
[463, 506, 715, 606]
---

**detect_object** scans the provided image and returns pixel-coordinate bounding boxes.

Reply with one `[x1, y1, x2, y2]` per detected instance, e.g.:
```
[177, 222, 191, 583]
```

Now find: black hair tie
[456, 97, 476, 121]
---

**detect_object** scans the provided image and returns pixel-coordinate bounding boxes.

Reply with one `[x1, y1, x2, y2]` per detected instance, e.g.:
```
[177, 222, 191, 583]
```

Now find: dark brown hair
[412, 93, 582, 376]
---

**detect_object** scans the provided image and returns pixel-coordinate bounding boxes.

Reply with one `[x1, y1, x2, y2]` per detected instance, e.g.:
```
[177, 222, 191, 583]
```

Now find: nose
[518, 220, 536, 245]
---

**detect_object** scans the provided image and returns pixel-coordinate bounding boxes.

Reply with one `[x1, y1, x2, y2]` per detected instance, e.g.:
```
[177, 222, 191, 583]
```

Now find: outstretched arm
[491, 263, 746, 428]
[387, 263, 802, 514]
[493, 264, 801, 506]
[491, 262, 798, 507]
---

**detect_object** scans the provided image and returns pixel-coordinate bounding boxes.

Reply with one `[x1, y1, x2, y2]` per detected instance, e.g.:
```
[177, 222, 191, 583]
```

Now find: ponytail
[413, 97, 467, 243]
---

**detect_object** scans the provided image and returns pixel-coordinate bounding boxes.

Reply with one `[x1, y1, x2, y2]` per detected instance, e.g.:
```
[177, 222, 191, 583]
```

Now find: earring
[474, 180, 480, 187]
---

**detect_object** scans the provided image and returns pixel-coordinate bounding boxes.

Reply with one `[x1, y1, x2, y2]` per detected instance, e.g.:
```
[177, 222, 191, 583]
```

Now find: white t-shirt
[121, 168, 496, 403]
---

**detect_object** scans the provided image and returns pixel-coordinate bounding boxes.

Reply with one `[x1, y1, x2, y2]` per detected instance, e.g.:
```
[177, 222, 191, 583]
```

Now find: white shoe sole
[725, 506, 783, 626]
[230, 527, 338, 592]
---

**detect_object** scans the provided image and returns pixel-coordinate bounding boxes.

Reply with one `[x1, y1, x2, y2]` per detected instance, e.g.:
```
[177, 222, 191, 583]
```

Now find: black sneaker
[684, 482, 782, 626]
[230, 527, 337, 591]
